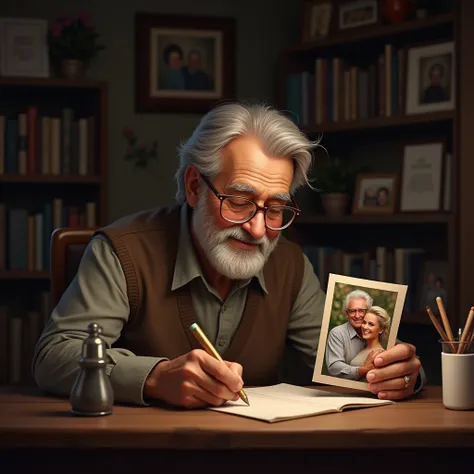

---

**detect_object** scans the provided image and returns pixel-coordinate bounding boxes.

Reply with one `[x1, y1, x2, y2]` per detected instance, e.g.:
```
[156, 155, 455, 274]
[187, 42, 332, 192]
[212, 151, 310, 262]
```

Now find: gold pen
[189, 322, 250, 406]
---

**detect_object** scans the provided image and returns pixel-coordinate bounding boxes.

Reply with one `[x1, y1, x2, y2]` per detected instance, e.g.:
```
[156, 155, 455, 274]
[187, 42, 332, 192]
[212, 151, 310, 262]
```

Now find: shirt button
[221, 305, 227, 312]
[218, 336, 226, 347]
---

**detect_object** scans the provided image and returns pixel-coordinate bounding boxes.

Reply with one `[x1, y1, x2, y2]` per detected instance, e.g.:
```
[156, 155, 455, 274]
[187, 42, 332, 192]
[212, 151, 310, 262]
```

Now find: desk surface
[1, 385, 473, 450]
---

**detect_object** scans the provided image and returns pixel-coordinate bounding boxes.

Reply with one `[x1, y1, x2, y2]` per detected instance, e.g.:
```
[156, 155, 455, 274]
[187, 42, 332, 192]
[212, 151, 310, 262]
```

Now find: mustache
[217, 227, 268, 246]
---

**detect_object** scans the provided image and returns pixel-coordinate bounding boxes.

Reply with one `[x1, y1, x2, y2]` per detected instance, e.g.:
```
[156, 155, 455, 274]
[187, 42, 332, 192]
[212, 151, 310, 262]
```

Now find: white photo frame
[0, 18, 49, 78]
[339, 0, 378, 30]
[400, 142, 444, 212]
[405, 41, 455, 115]
[313, 273, 407, 392]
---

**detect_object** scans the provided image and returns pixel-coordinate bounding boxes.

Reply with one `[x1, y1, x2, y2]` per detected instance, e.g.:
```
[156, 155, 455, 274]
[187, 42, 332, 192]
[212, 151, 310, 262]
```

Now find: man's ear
[184, 165, 200, 208]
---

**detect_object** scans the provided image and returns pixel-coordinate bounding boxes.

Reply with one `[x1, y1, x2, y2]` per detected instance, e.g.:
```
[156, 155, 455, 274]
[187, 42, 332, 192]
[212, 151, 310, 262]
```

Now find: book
[209, 383, 394, 423]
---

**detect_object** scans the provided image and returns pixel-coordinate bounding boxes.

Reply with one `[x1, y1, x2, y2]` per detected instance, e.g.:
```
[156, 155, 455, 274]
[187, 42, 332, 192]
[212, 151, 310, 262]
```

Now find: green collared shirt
[33, 204, 326, 406]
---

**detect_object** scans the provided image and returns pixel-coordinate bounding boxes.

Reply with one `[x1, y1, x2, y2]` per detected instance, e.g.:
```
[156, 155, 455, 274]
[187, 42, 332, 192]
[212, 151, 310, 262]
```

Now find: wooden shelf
[0, 271, 49, 280]
[302, 111, 454, 134]
[286, 13, 454, 53]
[294, 212, 452, 225]
[0, 76, 105, 89]
[0, 174, 101, 184]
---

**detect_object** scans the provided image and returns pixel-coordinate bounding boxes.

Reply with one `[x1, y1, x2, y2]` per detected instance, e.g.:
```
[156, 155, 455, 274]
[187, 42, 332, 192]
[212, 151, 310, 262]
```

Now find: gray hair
[175, 102, 319, 204]
[343, 290, 373, 312]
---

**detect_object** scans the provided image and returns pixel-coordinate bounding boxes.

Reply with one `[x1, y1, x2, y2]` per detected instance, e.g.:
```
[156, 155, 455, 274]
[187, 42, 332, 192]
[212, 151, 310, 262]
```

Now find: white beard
[191, 190, 280, 280]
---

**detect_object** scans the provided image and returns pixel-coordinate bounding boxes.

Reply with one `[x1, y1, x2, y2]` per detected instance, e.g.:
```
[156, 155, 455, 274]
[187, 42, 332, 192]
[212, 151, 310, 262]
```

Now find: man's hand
[143, 349, 243, 409]
[366, 343, 421, 400]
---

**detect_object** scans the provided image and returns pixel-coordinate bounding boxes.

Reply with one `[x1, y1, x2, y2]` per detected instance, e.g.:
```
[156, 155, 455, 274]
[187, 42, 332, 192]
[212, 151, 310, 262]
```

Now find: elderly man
[33, 103, 422, 408]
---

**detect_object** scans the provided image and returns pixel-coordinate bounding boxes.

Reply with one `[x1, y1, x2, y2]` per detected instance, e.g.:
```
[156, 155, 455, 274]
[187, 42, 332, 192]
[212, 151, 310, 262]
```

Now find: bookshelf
[279, 0, 473, 336]
[0, 77, 108, 386]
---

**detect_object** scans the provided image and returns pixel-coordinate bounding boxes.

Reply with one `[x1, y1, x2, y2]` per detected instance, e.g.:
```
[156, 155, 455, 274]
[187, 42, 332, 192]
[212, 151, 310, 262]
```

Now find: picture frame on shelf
[301, 0, 333, 43]
[0, 18, 49, 78]
[353, 173, 398, 214]
[400, 141, 445, 212]
[405, 41, 455, 115]
[338, 0, 379, 30]
[134, 12, 236, 114]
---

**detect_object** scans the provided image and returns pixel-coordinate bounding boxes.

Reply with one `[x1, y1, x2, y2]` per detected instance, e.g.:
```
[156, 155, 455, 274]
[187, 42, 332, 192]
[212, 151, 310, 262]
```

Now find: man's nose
[242, 211, 266, 240]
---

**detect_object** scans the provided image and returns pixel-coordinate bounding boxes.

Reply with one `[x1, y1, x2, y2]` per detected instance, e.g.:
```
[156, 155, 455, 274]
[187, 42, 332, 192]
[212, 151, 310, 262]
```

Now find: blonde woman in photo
[350, 306, 392, 380]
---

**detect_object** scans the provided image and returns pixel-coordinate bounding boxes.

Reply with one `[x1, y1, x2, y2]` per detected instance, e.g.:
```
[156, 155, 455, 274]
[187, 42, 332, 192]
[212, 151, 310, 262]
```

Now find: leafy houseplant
[48, 12, 104, 79]
[312, 157, 360, 216]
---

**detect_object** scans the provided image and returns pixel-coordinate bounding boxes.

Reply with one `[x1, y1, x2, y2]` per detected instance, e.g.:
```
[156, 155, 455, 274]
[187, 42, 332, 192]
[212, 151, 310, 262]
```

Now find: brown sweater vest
[96, 205, 305, 386]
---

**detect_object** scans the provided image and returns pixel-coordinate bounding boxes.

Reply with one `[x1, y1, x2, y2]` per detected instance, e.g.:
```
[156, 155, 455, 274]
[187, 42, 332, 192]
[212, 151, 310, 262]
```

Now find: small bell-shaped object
[70, 323, 114, 416]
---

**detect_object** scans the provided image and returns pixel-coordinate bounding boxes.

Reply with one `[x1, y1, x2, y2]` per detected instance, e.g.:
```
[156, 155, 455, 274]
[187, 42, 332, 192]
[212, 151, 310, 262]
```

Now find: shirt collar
[171, 203, 268, 294]
[346, 321, 362, 339]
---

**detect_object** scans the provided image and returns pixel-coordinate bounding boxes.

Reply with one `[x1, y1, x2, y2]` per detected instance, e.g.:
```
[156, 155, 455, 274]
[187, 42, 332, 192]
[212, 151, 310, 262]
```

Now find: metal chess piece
[70, 323, 114, 416]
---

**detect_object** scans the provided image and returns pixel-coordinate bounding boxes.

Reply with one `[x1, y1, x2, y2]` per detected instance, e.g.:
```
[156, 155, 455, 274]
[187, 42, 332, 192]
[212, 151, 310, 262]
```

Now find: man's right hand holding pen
[143, 350, 244, 409]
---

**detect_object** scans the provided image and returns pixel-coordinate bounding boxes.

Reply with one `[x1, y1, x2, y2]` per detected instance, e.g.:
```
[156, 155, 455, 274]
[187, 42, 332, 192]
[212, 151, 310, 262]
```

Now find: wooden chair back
[50, 228, 95, 308]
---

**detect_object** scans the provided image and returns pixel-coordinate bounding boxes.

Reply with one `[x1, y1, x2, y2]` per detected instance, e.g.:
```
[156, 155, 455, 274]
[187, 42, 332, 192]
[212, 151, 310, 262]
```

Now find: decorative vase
[60, 59, 85, 79]
[381, 0, 411, 24]
[320, 193, 349, 217]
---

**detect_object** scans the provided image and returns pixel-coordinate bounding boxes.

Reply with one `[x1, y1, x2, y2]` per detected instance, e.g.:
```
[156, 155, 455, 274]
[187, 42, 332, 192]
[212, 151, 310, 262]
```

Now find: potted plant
[48, 12, 104, 79]
[312, 156, 360, 217]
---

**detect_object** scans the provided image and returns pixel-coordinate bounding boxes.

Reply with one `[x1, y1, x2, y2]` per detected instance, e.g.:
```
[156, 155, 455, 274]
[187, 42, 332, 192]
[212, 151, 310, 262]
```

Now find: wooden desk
[1, 386, 473, 474]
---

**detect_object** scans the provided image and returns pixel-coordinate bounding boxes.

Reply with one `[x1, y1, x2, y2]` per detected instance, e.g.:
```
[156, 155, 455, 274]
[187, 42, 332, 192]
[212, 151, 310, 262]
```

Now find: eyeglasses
[200, 175, 300, 231]
[347, 309, 368, 316]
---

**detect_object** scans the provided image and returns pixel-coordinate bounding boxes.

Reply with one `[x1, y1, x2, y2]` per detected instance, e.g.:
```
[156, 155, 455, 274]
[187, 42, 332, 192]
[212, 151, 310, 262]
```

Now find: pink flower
[50, 22, 63, 37]
[139, 144, 147, 151]
[75, 11, 91, 28]
[122, 127, 135, 138]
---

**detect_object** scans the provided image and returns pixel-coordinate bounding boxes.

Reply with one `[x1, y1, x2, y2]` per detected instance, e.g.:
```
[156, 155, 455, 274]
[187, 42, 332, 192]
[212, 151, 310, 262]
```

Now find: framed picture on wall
[338, 0, 378, 30]
[405, 41, 455, 115]
[302, 0, 333, 43]
[400, 141, 445, 211]
[0, 18, 49, 77]
[353, 173, 398, 214]
[135, 12, 236, 113]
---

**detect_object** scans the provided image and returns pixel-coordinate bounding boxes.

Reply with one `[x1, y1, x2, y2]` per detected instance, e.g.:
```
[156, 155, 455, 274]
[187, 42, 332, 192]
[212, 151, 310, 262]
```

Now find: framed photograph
[353, 173, 398, 214]
[313, 274, 407, 392]
[339, 0, 378, 30]
[400, 141, 445, 212]
[135, 12, 236, 113]
[302, 1, 333, 43]
[0, 18, 49, 77]
[405, 41, 455, 115]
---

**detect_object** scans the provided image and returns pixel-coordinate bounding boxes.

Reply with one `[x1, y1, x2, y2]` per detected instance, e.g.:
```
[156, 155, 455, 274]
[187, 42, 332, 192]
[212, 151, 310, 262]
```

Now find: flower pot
[381, 0, 412, 24]
[60, 59, 85, 79]
[321, 193, 349, 217]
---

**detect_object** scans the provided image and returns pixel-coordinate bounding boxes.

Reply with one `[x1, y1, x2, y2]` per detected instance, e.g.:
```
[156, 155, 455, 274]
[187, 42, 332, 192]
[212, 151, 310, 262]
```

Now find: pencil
[436, 297, 454, 343]
[457, 306, 474, 354]
[189, 322, 249, 406]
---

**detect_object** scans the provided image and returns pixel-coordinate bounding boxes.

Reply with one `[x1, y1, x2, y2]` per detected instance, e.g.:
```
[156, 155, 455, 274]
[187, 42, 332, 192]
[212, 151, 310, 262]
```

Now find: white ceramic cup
[441, 352, 474, 410]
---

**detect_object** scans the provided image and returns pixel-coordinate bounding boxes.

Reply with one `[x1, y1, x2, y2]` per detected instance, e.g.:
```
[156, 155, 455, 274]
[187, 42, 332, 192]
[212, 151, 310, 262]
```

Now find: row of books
[286, 44, 404, 126]
[0, 107, 97, 176]
[0, 200, 97, 272]
[0, 291, 51, 385]
[302, 245, 449, 315]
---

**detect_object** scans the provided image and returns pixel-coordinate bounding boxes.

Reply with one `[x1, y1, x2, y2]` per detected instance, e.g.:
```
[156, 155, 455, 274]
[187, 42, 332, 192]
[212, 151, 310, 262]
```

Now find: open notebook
[209, 383, 394, 423]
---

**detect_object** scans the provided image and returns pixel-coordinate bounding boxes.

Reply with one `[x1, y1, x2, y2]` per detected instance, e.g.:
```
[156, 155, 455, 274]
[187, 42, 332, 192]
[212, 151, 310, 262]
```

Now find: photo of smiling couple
[313, 274, 407, 390]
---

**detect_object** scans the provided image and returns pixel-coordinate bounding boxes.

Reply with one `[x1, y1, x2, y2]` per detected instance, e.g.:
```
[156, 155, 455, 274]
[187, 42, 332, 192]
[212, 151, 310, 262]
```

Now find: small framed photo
[405, 41, 455, 115]
[302, 1, 333, 43]
[313, 274, 407, 392]
[339, 0, 378, 30]
[400, 141, 445, 212]
[0, 18, 49, 77]
[135, 12, 236, 113]
[353, 173, 398, 214]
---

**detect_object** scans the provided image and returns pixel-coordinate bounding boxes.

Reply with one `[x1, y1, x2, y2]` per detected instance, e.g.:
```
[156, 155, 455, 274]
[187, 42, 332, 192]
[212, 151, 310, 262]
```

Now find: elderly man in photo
[33, 102, 423, 408]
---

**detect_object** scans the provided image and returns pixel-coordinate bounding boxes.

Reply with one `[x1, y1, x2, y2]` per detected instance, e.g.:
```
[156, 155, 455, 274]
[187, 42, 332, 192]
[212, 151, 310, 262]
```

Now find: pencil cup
[440, 340, 474, 410]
